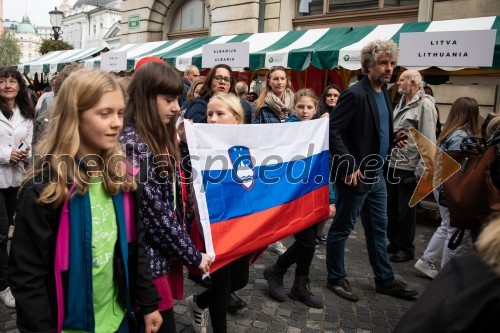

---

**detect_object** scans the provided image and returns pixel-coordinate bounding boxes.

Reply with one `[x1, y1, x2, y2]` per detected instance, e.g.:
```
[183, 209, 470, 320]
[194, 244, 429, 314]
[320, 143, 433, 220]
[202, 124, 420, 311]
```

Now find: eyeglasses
[0, 79, 19, 87]
[213, 75, 231, 84]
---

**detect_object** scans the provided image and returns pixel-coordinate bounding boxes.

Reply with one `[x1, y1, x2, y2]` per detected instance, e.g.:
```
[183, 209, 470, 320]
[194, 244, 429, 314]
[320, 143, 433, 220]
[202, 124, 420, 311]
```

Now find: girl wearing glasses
[317, 84, 342, 118]
[0, 67, 34, 309]
[252, 66, 295, 124]
[184, 64, 236, 123]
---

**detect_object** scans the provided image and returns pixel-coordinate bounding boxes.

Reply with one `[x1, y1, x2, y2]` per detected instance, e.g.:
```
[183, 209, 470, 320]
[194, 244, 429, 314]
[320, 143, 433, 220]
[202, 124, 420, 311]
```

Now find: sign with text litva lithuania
[202, 42, 249, 69]
[399, 29, 496, 67]
[101, 51, 127, 72]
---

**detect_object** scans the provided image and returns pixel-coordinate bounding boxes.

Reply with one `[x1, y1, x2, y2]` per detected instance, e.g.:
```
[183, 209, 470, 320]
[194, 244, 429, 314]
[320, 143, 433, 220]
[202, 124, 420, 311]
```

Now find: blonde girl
[184, 93, 250, 333]
[9, 69, 162, 333]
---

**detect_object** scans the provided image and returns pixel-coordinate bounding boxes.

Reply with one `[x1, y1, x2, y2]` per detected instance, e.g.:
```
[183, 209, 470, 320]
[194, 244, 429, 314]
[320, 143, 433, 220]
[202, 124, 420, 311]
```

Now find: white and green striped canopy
[321, 16, 500, 71]
[83, 27, 351, 72]
[79, 15, 500, 73]
[17, 47, 106, 75]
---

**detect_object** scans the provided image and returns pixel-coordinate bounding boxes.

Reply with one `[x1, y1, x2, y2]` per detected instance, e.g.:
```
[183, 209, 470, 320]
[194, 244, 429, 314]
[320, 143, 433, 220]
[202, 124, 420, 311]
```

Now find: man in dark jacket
[326, 39, 418, 302]
[178, 65, 200, 107]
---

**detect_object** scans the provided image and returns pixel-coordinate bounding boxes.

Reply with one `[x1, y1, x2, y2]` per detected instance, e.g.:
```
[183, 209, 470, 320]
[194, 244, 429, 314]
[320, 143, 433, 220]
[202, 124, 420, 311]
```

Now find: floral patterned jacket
[120, 124, 201, 278]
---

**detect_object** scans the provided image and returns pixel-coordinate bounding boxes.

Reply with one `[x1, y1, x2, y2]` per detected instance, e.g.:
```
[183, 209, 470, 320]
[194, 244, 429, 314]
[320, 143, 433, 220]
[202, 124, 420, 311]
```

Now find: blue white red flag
[185, 119, 330, 272]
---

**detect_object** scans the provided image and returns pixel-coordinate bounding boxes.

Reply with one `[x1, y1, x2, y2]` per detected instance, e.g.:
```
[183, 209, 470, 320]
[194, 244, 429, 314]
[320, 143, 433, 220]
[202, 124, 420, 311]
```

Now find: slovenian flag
[185, 118, 330, 272]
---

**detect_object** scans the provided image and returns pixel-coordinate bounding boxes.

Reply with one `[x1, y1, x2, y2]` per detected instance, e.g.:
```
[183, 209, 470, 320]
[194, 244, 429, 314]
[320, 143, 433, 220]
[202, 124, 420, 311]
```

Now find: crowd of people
[0, 37, 499, 333]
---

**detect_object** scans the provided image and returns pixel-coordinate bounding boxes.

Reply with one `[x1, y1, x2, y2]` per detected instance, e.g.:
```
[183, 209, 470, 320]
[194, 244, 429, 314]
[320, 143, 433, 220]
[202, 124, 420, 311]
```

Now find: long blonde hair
[477, 213, 500, 275]
[254, 67, 292, 117]
[25, 69, 135, 207]
[438, 97, 480, 146]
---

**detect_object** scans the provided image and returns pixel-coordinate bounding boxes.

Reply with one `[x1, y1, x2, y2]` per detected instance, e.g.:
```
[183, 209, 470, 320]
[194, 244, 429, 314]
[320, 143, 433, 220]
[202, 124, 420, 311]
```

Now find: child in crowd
[8, 69, 162, 333]
[263, 89, 335, 309]
[182, 93, 252, 333]
[120, 60, 211, 333]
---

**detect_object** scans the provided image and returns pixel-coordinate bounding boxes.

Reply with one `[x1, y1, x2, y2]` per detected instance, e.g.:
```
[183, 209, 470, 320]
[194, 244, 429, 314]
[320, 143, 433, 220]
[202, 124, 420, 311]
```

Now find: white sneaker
[186, 295, 208, 333]
[414, 258, 438, 279]
[8, 225, 14, 239]
[0, 287, 16, 308]
[267, 241, 287, 255]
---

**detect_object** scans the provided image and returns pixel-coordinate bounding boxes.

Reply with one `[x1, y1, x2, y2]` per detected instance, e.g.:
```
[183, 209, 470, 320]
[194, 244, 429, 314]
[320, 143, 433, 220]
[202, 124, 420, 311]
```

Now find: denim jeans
[326, 179, 395, 287]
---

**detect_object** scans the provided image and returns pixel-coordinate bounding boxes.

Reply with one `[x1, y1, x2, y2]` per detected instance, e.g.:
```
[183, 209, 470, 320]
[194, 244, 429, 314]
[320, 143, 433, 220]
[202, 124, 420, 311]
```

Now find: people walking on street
[263, 89, 334, 309]
[326, 40, 419, 302]
[0, 67, 34, 309]
[8, 69, 163, 332]
[183, 93, 251, 333]
[120, 60, 211, 333]
[387, 70, 438, 263]
[414, 97, 480, 279]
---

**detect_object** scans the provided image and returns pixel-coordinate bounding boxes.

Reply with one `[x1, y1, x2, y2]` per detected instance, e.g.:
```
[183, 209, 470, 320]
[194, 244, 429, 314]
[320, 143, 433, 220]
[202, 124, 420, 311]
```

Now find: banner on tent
[101, 51, 128, 71]
[185, 119, 330, 272]
[202, 42, 249, 69]
[399, 29, 496, 67]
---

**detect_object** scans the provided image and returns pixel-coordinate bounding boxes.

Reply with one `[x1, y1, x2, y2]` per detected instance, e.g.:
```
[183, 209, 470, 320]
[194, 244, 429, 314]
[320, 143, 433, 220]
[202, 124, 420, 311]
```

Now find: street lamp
[49, 7, 64, 41]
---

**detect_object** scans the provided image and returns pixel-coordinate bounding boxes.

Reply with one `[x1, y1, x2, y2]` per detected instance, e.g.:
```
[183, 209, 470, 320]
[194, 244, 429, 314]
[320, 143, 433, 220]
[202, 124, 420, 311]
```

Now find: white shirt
[0, 105, 33, 188]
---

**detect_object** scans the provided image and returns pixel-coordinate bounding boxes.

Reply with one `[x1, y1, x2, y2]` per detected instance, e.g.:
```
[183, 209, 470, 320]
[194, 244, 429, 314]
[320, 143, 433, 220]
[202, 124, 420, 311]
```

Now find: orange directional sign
[408, 127, 461, 207]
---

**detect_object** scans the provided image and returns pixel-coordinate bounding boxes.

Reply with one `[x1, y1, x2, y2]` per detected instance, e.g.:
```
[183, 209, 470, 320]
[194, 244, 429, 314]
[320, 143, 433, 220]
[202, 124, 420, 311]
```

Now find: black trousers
[196, 254, 250, 333]
[0, 187, 18, 291]
[277, 223, 318, 276]
[387, 168, 417, 255]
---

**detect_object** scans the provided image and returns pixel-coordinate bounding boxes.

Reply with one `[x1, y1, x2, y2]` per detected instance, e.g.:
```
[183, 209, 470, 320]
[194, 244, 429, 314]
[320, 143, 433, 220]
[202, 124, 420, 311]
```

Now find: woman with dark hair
[120, 61, 211, 333]
[414, 97, 480, 279]
[252, 66, 294, 124]
[184, 64, 236, 123]
[0, 67, 34, 308]
[317, 84, 341, 118]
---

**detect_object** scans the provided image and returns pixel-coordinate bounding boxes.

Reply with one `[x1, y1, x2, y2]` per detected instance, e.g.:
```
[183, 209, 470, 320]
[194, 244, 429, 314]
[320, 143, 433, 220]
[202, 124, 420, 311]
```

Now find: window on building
[100, 23, 103, 30]
[297, 0, 418, 16]
[169, 0, 209, 38]
[93, 25, 96, 34]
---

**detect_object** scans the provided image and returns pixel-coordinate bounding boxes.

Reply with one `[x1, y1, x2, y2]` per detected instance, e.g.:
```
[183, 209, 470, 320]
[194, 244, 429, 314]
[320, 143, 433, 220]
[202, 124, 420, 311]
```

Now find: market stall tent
[17, 47, 106, 75]
[83, 27, 352, 72]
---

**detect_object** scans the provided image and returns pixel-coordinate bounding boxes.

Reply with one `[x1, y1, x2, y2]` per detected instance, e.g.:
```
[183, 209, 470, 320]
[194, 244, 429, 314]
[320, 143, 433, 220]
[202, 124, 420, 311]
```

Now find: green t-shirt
[63, 177, 125, 333]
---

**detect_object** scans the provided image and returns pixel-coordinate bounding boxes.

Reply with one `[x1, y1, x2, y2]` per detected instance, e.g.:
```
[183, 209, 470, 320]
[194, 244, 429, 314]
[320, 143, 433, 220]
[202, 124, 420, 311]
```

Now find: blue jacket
[185, 97, 209, 123]
[253, 103, 283, 124]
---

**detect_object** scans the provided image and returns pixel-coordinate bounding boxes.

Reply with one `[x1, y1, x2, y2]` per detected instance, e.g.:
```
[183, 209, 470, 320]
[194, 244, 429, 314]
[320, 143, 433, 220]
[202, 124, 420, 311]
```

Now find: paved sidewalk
[1, 220, 441, 333]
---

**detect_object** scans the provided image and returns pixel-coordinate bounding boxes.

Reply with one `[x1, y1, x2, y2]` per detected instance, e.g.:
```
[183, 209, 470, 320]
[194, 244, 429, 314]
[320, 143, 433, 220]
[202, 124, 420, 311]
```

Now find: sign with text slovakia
[399, 29, 496, 67]
[202, 42, 249, 69]
[101, 51, 127, 72]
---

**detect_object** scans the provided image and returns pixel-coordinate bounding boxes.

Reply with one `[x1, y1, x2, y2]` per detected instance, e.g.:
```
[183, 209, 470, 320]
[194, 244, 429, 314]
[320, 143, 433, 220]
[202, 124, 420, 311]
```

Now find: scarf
[264, 89, 295, 120]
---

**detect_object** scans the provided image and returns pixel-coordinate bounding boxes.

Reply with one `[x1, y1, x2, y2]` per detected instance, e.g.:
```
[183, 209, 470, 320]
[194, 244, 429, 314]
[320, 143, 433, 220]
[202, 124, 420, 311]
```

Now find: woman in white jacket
[0, 67, 34, 308]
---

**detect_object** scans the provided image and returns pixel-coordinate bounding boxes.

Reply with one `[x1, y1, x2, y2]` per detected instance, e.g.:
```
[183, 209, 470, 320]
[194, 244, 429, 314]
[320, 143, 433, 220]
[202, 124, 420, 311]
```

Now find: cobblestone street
[1, 219, 440, 333]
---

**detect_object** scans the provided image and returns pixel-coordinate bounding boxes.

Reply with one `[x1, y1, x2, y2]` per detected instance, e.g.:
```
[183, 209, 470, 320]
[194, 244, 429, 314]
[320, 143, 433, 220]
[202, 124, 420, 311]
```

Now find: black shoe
[263, 264, 287, 302]
[227, 292, 246, 313]
[289, 275, 323, 308]
[376, 279, 419, 299]
[390, 251, 414, 263]
[326, 278, 359, 302]
[188, 271, 212, 288]
[386, 243, 399, 254]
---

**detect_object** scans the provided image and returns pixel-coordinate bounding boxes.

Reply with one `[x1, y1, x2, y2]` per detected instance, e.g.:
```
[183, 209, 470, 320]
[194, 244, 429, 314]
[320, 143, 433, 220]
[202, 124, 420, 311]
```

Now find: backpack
[443, 134, 500, 231]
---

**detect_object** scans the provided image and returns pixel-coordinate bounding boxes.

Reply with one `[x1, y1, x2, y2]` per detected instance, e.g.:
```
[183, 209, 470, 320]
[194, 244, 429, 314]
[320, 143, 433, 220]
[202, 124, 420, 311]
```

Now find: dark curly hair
[0, 67, 35, 120]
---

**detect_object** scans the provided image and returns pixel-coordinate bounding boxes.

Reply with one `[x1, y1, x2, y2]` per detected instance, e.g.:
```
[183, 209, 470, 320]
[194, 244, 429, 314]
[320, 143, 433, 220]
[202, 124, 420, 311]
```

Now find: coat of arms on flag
[185, 119, 330, 272]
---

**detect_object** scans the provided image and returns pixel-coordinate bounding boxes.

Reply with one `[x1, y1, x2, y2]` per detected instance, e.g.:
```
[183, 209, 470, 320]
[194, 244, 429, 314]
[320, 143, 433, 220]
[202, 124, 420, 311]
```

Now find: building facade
[3, 16, 41, 64]
[120, 0, 499, 44]
[61, 0, 122, 49]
